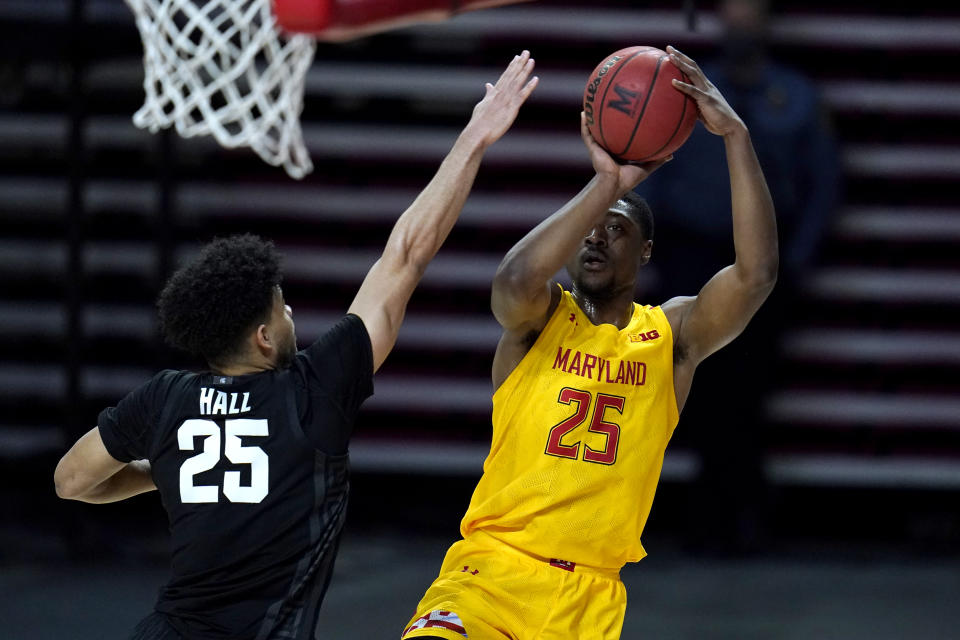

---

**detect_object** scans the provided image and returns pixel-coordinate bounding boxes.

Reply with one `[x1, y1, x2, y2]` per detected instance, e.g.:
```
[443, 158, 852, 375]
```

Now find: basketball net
[126, 0, 316, 178]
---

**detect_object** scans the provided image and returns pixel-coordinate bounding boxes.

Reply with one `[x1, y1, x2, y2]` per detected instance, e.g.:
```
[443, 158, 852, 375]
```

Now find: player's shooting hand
[667, 45, 745, 137]
[581, 112, 671, 194]
[465, 50, 539, 148]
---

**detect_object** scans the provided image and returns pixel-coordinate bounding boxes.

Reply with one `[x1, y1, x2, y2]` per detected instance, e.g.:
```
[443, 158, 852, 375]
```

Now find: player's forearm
[381, 130, 488, 275]
[725, 126, 779, 288]
[67, 460, 157, 504]
[495, 173, 620, 294]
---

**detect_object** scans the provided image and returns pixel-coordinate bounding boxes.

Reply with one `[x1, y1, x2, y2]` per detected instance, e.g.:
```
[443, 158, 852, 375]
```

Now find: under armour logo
[461, 565, 479, 575]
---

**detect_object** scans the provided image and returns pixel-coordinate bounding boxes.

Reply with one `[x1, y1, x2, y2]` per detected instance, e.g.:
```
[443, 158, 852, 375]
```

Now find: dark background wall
[1, 1, 958, 637]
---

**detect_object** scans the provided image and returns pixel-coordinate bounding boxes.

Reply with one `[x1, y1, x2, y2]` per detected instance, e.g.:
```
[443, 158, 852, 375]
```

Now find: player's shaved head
[158, 234, 282, 366]
[610, 191, 654, 242]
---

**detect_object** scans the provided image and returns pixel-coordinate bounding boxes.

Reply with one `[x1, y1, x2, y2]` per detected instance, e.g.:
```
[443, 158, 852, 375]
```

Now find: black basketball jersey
[98, 315, 373, 640]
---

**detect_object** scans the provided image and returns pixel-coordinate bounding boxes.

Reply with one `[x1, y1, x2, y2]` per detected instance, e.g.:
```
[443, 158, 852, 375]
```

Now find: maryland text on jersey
[551, 346, 647, 386]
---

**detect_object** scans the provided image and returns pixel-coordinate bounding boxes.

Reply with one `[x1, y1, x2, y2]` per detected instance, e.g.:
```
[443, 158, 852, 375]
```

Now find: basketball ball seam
[595, 48, 647, 154]
[642, 70, 693, 162]
[614, 54, 666, 158]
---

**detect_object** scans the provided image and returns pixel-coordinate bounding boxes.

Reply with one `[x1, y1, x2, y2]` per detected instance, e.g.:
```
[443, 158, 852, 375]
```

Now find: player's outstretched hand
[580, 112, 671, 194]
[464, 50, 539, 148]
[667, 45, 745, 137]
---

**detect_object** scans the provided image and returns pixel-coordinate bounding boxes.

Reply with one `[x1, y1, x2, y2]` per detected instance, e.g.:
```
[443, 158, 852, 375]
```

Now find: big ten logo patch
[628, 329, 660, 343]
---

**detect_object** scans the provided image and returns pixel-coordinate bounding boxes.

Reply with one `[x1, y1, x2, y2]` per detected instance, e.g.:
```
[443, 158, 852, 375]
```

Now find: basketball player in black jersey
[53, 52, 538, 640]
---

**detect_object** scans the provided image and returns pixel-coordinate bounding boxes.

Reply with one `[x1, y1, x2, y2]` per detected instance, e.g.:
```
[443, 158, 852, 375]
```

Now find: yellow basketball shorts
[401, 532, 626, 640]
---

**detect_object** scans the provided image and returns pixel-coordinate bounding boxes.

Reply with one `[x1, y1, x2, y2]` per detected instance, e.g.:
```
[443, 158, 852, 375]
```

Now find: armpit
[522, 329, 540, 349]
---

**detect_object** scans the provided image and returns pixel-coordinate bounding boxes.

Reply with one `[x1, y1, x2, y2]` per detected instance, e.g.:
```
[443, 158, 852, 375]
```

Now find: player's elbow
[747, 260, 778, 297]
[54, 471, 79, 500]
[54, 457, 88, 500]
[743, 246, 779, 288]
[491, 265, 526, 316]
[733, 259, 778, 304]
[761, 251, 780, 290]
[756, 259, 779, 289]
[383, 226, 434, 279]
[491, 264, 546, 330]
[492, 255, 534, 300]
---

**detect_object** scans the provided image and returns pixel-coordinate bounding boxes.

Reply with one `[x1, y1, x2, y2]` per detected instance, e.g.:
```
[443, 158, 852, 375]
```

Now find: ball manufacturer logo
[584, 55, 622, 126]
[608, 84, 642, 117]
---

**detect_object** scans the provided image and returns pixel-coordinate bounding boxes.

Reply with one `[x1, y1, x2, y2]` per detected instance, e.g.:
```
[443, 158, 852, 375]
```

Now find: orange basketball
[583, 46, 698, 162]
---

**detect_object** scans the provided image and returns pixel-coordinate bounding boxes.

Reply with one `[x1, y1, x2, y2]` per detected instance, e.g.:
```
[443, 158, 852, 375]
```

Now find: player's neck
[209, 339, 281, 376]
[571, 286, 634, 330]
[211, 364, 272, 376]
[209, 356, 275, 377]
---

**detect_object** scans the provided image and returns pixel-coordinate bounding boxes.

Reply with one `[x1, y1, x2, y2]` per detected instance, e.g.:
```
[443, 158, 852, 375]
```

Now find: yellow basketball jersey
[461, 287, 679, 570]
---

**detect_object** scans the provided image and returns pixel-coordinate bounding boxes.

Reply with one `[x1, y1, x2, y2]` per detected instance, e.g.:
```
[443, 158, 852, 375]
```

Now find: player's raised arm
[347, 51, 538, 372]
[661, 45, 779, 368]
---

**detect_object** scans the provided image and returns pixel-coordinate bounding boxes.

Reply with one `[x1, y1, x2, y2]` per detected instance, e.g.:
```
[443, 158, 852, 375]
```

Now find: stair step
[836, 208, 960, 241]
[845, 145, 960, 179]
[0, 426, 64, 458]
[806, 268, 960, 304]
[823, 81, 960, 116]
[348, 437, 701, 480]
[782, 329, 960, 365]
[766, 391, 960, 429]
[405, 8, 960, 51]
[766, 454, 960, 489]
[85, 59, 960, 120]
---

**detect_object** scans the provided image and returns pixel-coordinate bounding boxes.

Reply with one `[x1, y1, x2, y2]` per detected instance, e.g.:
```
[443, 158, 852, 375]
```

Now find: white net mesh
[125, 0, 317, 178]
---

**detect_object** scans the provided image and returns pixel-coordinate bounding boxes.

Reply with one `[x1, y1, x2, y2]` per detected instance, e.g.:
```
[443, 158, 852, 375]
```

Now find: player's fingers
[494, 53, 522, 87]
[666, 46, 705, 85]
[511, 57, 535, 89]
[519, 75, 539, 100]
[498, 51, 532, 89]
[650, 154, 674, 169]
[667, 54, 700, 80]
[629, 155, 672, 171]
[580, 114, 608, 156]
[581, 117, 599, 148]
[508, 68, 536, 104]
[510, 51, 530, 75]
[580, 111, 594, 141]
[512, 53, 534, 87]
[671, 78, 708, 99]
[666, 45, 698, 67]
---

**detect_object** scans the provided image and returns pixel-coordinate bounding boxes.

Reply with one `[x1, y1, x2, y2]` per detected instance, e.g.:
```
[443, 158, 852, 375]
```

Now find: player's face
[565, 210, 650, 297]
[269, 287, 297, 369]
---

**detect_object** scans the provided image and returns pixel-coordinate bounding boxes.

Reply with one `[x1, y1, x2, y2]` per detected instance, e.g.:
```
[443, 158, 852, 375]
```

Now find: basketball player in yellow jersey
[402, 46, 778, 640]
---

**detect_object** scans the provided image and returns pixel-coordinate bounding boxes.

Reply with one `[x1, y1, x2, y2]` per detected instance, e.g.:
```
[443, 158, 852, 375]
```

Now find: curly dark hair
[614, 191, 654, 241]
[158, 234, 282, 365]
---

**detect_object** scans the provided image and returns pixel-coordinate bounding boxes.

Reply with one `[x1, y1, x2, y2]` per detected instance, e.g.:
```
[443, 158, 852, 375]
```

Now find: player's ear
[253, 323, 273, 356]
[639, 239, 653, 266]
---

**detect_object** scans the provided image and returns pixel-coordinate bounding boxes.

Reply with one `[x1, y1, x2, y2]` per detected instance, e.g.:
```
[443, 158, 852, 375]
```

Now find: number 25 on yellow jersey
[544, 388, 625, 465]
